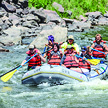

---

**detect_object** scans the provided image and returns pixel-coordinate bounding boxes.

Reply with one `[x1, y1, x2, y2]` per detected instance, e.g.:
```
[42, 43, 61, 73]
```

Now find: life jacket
[63, 53, 79, 68]
[92, 40, 106, 58]
[46, 42, 58, 60]
[48, 51, 61, 65]
[46, 47, 53, 60]
[79, 58, 91, 70]
[26, 49, 41, 67]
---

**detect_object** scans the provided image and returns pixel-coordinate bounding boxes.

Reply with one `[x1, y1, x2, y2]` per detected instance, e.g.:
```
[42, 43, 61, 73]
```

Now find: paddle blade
[1, 69, 17, 82]
[88, 59, 100, 65]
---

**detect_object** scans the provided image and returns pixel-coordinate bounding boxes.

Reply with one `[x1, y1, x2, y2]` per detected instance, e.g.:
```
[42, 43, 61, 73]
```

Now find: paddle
[91, 47, 108, 55]
[0, 48, 52, 82]
[42, 46, 46, 56]
[75, 54, 100, 65]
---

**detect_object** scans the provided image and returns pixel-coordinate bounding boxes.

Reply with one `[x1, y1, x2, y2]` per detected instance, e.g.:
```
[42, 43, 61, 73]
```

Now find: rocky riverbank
[1, 0, 108, 51]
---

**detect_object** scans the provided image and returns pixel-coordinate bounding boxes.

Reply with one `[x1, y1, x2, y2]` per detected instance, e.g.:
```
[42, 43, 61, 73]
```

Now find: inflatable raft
[21, 63, 108, 85]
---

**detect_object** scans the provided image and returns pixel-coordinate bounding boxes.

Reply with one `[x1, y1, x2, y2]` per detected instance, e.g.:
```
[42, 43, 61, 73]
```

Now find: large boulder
[31, 26, 67, 48]
[2, 26, 24, 45]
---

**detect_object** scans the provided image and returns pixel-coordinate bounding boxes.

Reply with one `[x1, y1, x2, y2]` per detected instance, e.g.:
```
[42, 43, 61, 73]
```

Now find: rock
[104, 12, 108, 18]
[21, 26, 42, 45]
[85, 11, 102, 19]
[22, 20, 38, 28]
[0, 11, 5, 17]
[43, 9, 62, 24]
[52, 2, 64, 13]
[66, 10, 72, 16]
[68, 21, 91, 32]
[31, 25, 67, 48]
[98, 17, 108, 25]
[30, 8, 46, 23]
[63, 18, 74, 26]
[2, 26, 24, 45]
[12, 0, 19, 4]
[0, 47, 9, 52]
[2, 1, 16, 13]
[79, 15, 87, 22]
[19, 0, 28, 8]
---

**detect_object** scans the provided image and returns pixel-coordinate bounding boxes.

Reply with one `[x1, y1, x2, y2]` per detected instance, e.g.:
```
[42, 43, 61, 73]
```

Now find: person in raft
[60, 35, 80, 54]
[21, 45, 46, 70]
[44, 35, 55, 61]
[90, 34, 108, 59]
[60, 45, 90, 75]
[48, 43, 63, 65]
[79, 46, 92, 74]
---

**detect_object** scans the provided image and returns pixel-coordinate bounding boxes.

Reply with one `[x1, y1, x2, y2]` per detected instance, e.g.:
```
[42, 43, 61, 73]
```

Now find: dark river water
[0, 26, 108, 108]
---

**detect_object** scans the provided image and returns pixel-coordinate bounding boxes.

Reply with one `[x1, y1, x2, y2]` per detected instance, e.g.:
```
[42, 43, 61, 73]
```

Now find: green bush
[28, 0, 108, 19]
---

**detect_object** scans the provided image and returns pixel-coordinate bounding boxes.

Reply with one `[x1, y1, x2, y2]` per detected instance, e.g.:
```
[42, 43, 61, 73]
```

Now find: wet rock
[98, 17, 108, 25]
[0, 47, 9, 52]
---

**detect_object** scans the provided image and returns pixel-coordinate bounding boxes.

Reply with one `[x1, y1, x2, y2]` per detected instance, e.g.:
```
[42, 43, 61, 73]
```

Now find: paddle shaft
[42, 46, 46, 56]
[91, 47, 108, 55]
[0, 65, 21, 77]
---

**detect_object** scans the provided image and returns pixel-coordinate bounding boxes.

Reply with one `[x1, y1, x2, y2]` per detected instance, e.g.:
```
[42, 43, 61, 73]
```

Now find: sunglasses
[29, 48, 34, 50]
[68, 39, 73, 41]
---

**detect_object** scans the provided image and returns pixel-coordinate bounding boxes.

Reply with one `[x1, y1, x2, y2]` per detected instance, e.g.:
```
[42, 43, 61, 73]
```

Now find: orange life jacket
[26, 49, 41, 67]
[48, 51, 61, 65]
[92, 40, 106, 58]
[63, 53, 79, 68]
[79, 58, 91, 70]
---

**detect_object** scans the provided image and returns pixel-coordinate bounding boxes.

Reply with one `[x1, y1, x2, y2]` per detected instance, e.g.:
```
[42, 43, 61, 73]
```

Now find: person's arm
[36, 49, 46, 62]
[21, 56, 30, 66]
[60, 55, 66, 65]
[91, 43, 95, 48]
[60, 50, 63, 58]
[74, 55, 79, 63]
[103, 44, 108, 55]
[61, 42, 67, 49]
[74, 43, 80, 54]
[39, 54, 46, 62]
[21, 60, 27, 66]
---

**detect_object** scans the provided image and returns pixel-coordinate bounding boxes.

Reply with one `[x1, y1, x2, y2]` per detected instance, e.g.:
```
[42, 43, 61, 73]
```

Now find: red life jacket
[26, 49, 41, 67]
[46, 49, 52, 60]
[48, 51, 61, 65]
[63, 53, 79, 68]
[79, 58, 91, 70]
[45, 42, 59, 60]
[92, 40, 106, 58]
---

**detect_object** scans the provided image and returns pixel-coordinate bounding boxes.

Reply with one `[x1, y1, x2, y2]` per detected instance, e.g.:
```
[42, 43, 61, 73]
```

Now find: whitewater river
[0, 26, 108, 108]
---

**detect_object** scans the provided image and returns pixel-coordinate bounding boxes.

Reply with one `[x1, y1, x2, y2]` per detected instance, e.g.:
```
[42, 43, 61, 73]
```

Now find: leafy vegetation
[28, 0, 108, 19]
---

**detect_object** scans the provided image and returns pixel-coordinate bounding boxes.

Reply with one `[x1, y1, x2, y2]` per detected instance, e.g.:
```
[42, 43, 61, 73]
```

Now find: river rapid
[0, 26, 108, 108]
